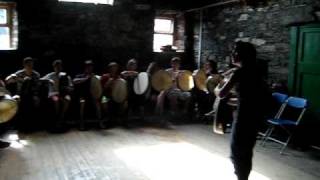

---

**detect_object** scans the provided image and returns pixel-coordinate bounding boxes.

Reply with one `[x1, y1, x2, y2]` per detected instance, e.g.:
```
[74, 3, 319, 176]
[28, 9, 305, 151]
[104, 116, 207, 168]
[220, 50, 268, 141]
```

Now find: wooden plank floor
[0, 124, 319, 180]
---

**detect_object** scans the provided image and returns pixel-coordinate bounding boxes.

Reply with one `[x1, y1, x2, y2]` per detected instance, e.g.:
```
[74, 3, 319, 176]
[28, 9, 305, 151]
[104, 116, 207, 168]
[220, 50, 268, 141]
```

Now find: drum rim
[0, 96, 18, 124]
[111, 78, 128, 103]
[177, 70, 194, 92]
[151, 70, 172, 92]
[133, 72, 150, 95]
[193, 69, 207, 91]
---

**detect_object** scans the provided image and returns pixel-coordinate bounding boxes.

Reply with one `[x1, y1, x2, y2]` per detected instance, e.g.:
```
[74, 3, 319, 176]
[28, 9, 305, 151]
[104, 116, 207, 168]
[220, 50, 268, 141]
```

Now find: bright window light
[0, 27, 10, 50]
[154, 19, 173, 33]
[153, 34, 173, 52]
[153, 18, 174, 52]
[58, 0, 114, 5]
[0, 4, 18, 50]
[0, 8, 7, 24]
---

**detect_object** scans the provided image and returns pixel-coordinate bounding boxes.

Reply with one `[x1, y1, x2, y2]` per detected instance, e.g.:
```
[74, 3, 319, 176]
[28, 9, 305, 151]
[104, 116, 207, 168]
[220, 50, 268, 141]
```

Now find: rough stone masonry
[194, 0, 320, 86]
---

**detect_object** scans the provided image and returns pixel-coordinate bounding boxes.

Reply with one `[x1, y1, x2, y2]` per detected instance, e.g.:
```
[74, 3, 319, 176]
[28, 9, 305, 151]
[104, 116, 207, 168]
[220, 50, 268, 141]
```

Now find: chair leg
[280, 132, 293, 154]
[261, 126, 275, 147]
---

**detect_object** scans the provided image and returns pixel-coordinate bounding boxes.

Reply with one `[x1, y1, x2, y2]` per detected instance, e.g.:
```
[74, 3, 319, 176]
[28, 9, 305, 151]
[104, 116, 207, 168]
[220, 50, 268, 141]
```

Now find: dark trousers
[230, 118, 259, 180]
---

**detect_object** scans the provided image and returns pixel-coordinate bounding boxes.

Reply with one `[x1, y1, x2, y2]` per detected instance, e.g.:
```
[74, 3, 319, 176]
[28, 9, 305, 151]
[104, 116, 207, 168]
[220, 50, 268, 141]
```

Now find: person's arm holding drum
[214, 69, 238, 99]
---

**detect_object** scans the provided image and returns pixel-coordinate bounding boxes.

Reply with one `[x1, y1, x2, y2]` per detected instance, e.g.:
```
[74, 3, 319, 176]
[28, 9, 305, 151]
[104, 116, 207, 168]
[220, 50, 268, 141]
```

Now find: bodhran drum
[90, 75, 103, 100]
[193, 69, 207, 91]
[177, 70, 194, 92]
[134, 72, 150, 95]
[111, 78, 128, 103]
[151, 70, 172, 92]
[206, 74, 222, 94]
[0, 94, 18, 124]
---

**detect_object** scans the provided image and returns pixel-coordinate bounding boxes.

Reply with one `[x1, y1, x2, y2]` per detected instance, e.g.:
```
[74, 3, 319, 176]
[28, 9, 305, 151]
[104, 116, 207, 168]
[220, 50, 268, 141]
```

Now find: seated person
[193, 59, 219, 118]
[0, 80, 11, 148]
[156, 57, 192, 118]
[6, 57, 41, 130]
[100, 62, 126, 123]
[73, 60, 102, 129]
[41, 60, 73, 124]
[121, 59, 141, 115]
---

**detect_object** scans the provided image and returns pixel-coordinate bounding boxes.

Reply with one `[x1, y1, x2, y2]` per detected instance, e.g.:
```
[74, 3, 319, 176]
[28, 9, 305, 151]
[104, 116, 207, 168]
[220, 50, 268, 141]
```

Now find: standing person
[214, 41, 269, 180]
[41, 59, 73, 125]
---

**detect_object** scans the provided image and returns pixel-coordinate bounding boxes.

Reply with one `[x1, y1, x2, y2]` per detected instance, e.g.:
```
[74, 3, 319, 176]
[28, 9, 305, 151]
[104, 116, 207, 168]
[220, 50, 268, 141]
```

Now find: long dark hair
[234, 41, 257, 68]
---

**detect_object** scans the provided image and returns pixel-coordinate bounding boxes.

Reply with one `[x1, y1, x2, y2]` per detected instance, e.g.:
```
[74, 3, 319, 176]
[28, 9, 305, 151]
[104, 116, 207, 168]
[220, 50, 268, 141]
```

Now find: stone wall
[0, 0, 155, 77]
[194, 0, 320, 84]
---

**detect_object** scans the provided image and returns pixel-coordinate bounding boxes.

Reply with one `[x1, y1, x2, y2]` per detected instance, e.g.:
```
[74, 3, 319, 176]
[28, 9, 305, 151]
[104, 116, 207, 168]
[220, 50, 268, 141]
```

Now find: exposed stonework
[194, 0, 320, 84]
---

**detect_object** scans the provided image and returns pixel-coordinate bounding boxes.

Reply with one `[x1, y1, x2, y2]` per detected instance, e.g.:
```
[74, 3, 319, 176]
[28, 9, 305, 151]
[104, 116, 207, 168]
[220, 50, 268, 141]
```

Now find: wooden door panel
[299, 30, 320, 63]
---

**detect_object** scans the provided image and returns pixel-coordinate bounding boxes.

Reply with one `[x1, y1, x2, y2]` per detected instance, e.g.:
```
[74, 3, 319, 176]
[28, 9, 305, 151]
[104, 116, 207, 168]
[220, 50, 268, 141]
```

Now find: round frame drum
[111, 78, 128, 103]
[177, 70, 194, 92]
[134, 72, 150, 95]
[151, 70, 172, 92]
[90, 75, 103, 100]
[193, 69, 207, 91]
[206, 74, 222, 94]
[0, 95, 18, 124]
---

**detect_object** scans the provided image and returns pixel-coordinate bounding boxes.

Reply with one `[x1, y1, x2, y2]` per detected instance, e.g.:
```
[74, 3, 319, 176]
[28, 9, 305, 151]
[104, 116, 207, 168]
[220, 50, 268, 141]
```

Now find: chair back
[280, 96, 308, 125]
[272, 93, 288, 119]
[272, 92, 288, 104]
[286, 97, 308, 109]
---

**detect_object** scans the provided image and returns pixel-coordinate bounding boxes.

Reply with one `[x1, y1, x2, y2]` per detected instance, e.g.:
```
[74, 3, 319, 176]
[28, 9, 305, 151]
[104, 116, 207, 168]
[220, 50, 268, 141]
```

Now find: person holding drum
[0, 79, 19, 148]
[73, 60, 103, 130]
[193, 59, 219, 120]
[6, 57, 41, 130]
[156, 57, 192, 119]
[121, 59, 143, 118]
[41, 60, 73, 125]
[101, 62, 128, 125]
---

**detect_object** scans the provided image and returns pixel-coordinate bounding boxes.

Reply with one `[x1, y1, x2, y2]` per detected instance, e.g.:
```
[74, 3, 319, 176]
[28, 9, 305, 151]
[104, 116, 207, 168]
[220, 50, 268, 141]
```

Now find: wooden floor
[0, 124, 319, 180]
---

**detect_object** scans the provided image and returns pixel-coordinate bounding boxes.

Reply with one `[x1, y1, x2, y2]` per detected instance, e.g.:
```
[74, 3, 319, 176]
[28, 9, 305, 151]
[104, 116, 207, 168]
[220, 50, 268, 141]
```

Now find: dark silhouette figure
[215, 41, 270, 180]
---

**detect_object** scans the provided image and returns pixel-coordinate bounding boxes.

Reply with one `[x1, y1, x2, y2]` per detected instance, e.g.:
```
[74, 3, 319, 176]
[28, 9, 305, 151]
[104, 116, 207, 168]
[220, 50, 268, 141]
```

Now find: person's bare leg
[79, 99, 86, 130]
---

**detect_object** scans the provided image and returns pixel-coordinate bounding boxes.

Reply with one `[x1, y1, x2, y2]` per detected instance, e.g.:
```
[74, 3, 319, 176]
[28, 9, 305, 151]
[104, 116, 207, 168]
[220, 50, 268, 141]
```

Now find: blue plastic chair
[261, 96, 308, 154]
[259, 93, 288, 138]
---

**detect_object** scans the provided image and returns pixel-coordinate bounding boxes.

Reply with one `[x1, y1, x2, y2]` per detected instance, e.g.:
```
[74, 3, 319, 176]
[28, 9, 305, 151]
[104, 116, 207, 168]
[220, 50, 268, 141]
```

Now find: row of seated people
[1, 56, 222, 131]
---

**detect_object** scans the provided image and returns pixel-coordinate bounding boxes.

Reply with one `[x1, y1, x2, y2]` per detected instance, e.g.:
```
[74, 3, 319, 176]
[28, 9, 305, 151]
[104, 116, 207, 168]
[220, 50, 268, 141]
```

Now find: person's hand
[24, 76, 31, 81]
[49, 79, 55, 84]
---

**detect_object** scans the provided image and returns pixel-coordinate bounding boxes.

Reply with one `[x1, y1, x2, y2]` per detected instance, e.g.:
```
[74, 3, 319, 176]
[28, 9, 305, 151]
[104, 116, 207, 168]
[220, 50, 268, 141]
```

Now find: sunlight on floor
[115, 142, 271, 180]
[6, 132, 29, 149]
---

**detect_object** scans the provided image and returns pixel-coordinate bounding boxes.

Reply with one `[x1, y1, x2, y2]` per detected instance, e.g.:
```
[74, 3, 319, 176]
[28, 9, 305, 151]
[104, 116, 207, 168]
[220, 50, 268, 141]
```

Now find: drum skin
[111, 78, 128, 103]
[206, 74, 222, 94]
[177, 70, 194, 92]
[134, 72, 149, 95]
[0, 95, 18, 124]
[193, 69, 207, 91]
[90, 75, 103, 100]
[151, 70, 172, 92]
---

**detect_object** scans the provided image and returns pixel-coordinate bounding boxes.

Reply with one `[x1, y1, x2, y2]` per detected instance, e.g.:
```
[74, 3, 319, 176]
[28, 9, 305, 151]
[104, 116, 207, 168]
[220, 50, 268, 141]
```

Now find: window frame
[0, 3, 15, 50]
[58, 0, 114, 5]
[153, 17, 175, 52]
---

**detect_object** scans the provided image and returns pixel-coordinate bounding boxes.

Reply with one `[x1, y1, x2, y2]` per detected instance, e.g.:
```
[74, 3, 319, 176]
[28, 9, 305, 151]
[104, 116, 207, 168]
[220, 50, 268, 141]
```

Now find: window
[58, 0, 114, 5]
[0, 3, 17, 50]
[153, 18, 174, 52]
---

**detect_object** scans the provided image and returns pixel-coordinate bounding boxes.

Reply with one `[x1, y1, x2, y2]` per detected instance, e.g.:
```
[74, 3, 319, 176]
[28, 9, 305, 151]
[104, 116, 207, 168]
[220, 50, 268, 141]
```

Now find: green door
[289, 23, 320, 146]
